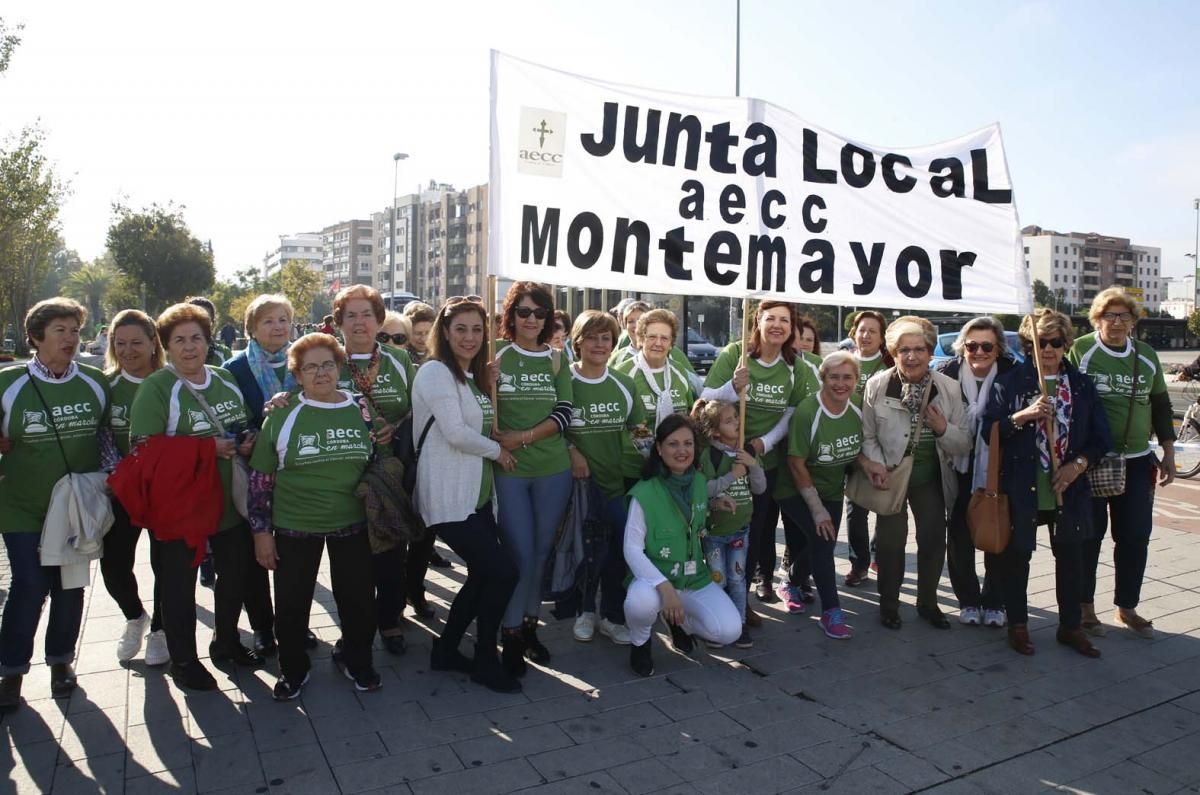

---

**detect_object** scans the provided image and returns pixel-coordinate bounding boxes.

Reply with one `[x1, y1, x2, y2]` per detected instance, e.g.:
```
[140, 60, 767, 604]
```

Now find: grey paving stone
[485, 692, 598, 731]
[791, 763, 915, 795]
[244, 701, 317, 753]
[555, 700, 671, 744]
[319, 730, 389, 766]
[528, 736, 653, 782]
[377, 711, 495, 755]
[58, 706, 126, 762]
[314, 698, 426, 744]
[51, 751, 126, 794]
[124, 719, 193, 777]
[790, 736, 907, 780]
[649, 689, 718, 721]
[0, 693, 67, 747]
[184, 692, 249, 739]
[515, 770, 629, 793]
[124, 766, 199, 795]
[332, 744, 463, 793]
[697, 752, 820, 794]
[0, 738, 59, 794]
[191, 729, 265, 793]
[1131, 731, 1200, 785]
[608, 756, 685, 795]
[258, 741, 338, 795]
[66, 669, 129, 714]
[1066, 759, 1184, 795]
[417, 685, 527, 720]
[408, 758, 544, 795]
[451, 722, 575, 767]
[629, 710, 747, 756]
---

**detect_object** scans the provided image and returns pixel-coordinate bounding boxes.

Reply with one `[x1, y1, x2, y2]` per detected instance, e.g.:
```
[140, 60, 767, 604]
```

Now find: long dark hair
[747, 300, 798, 365]
[640, 413, 700, 480]
[429, 299, 490, 385]
[501, 281, 554, 344]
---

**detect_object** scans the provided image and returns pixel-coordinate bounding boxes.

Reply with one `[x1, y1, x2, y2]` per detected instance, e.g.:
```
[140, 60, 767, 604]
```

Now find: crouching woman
[623, 415, 742, 677]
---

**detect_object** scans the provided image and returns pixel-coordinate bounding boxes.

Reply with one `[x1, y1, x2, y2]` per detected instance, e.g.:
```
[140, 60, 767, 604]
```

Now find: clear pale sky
[2, 0, 1198, 280]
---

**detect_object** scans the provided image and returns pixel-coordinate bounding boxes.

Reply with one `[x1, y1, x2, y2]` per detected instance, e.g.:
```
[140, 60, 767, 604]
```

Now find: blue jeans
[582, 493, 629, 623]
[702, 527, 749, 619]
[495, 469, 573, 628]
[0, 533, 84, 675]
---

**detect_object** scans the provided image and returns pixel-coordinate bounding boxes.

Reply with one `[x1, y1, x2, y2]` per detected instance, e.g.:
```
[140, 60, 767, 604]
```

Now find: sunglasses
[442, 295, 484, 317]
[964, 341, 995, 354]
[376, 332, 408, 346]
[514, 306, 550, 320]
[1038, 337, 1065, 349]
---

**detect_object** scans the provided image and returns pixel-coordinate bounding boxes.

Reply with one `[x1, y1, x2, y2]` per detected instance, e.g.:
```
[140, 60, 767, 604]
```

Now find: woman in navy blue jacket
[981, 309, 1112, 659]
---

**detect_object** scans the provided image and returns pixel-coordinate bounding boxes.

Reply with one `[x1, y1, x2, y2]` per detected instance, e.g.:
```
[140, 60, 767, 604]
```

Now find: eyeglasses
[376, 331, 408, 346]
[1038, 337, 1065, 349]
[514, 306, 550, 320]
[896, 346, 928, 357]
[1101, 311, 1134, 323]
[300, 361, 339, 375]
[963, 341, 995, 354]
[442, 295, 484, 317]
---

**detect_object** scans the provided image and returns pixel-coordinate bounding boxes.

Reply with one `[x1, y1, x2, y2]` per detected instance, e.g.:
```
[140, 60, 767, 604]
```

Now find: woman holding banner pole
[702, 301, 816, 619]
[492, 282, 575, 677]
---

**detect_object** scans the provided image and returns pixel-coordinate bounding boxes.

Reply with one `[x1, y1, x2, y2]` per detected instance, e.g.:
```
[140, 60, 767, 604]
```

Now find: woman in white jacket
[411, 297, 519, 694]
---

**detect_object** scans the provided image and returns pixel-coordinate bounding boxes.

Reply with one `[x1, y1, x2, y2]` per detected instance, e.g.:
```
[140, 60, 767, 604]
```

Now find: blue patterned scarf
[246, 339, 296, 401]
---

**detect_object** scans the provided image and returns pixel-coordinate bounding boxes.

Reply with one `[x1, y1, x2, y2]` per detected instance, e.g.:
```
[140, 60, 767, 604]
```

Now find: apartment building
[262, 233, 324, 279]
[321, 219, 373, 291]
[1022, 226, 1162, 311]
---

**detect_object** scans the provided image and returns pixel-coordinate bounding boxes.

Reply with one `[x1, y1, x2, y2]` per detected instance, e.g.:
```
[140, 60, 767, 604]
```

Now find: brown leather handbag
[968, 423, 1011, 554]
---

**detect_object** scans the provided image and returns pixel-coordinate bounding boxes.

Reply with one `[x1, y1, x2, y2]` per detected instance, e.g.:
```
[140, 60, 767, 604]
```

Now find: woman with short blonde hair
[1069, 287, 1174, 639]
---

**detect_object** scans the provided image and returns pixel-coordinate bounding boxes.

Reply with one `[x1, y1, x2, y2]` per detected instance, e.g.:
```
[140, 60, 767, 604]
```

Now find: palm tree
[64, 261, 114, 332]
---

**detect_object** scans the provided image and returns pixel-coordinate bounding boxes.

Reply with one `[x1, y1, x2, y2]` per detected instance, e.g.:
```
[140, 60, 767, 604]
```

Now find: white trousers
[624, 579, 742, 647]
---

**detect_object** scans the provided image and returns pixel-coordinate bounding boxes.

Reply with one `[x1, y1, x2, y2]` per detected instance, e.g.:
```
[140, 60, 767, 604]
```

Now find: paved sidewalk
[2, 520, 1199, 795]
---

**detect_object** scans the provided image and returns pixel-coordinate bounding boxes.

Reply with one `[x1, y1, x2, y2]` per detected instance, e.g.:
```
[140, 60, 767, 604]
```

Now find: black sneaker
[198, 555, 216, 589]
[304, 629, 319, 650]
[630, 640, 654, 677]
[381, 634, 408, 656]
[272, 672, 309, 701]
[428, 550, 453, 569]
[733, 626, 753, 649]
[209, 642, 264, 668]
[253, 631, 278, 657]
[662, 618, 694, 655]
[342, 665, 382, 692]
[168, 660, 218, 691]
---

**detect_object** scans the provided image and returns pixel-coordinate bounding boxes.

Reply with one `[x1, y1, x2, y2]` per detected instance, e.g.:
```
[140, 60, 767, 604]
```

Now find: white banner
[490, 51, 1032, 314]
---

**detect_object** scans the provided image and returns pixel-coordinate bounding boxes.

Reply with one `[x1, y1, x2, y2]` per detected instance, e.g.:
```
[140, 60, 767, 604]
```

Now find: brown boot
[0, 675, 22, 711]
[1007, 624, 1034, 655]
[1080, 603, 1107, 637]
[745, 605, 761, 628]
[1056, 626, 1101, 658]
[50, 663, 77, 698]
[1114, 608, 1154, 640]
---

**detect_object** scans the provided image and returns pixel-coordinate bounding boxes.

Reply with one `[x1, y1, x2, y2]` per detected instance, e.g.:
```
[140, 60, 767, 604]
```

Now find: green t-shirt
[337, 343, 415, 425]
[1068, 333, 1167, 457]
[130, 365, 250, 531]
[778, 394, 863, 502]
[495, 342, 573, 478]
[854, 351, 887, 406]
[908, 420, 939, 488]
[465, 375, 496, 509]
[0, 363, 110, 533]
[614, 354, 696, 428]
[108, 371, 147, 456]
[704, 342, 813, 470]
[567, 365, 646, 499]
[249, 392, 376, 532]
[700, 446, 755, 536]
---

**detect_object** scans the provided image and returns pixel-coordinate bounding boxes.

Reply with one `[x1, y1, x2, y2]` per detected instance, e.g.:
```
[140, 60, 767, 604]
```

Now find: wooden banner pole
[738, 297, 751, 449]
[488, 275, 499, 433]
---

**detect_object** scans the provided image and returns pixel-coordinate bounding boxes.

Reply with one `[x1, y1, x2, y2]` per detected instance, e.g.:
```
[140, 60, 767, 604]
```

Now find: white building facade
[263, 233, 324, 279]
[1022, 226, 1162, 311]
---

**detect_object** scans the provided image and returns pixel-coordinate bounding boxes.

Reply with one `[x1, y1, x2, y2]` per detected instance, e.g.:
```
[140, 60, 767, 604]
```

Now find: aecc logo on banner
[518, 106, 566, 178]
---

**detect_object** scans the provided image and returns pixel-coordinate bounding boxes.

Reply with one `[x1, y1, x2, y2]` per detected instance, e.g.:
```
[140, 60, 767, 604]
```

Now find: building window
[1055, 245, 1060, 253]
[1023, 246, 1029, 254]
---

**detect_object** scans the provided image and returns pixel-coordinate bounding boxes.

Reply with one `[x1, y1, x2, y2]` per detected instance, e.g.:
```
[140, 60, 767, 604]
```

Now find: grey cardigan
[860, 367, 972, 510]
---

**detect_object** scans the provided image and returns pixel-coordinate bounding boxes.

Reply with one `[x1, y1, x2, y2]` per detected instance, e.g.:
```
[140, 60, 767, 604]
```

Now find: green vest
[629, 475, 711, 590]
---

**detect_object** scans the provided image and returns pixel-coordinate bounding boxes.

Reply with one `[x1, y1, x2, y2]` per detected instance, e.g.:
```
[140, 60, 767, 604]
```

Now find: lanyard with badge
[665, 487, 702, 577]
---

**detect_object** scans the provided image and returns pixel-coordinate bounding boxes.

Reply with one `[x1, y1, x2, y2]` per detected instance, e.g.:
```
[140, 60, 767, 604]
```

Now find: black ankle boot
[521, 618, 550, 664]
[472, 652, 522, 693]
[630, 640, 654, 677]
[501, 632, 527, 677]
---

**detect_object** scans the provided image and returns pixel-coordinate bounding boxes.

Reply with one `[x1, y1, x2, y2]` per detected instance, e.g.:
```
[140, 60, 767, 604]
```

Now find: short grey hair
[819, 350, 860, 382]
[950, 316, 1008, 358]
[884, 320, 934, 355]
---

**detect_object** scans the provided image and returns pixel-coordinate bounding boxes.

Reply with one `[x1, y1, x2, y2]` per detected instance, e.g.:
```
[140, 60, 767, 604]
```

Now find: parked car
[932, 330, 1024, 367]
[685, 328, 719, 374]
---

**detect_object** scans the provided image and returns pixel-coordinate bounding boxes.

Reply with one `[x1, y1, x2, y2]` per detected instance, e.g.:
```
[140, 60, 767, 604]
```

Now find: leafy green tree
[106, 203, 215, 314]
[1186, 309, 1200, 340]
[0, 18, 22, 75]
[64, 261, 115, 329]
[0, 127, 68, 355]
[278, 260, 322, 324]
[1031, 279, 1056, 308]
[104, 271, 144, 318]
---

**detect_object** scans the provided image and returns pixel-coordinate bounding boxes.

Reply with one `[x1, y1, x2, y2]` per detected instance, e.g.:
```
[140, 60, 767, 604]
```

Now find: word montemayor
[520, 102, 1010, 300]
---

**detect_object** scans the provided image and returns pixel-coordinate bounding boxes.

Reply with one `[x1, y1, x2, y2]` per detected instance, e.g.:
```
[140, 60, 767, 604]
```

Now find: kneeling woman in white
[623, 414, 742, 676]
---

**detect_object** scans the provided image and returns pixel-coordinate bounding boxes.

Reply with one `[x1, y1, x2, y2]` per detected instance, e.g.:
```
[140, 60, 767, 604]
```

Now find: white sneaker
[144, 629, 170, 666]
[958, 607, 982, 626]
[574, 612, 596, 642]
[596, 618, 631, 646]
[117, 613, 151, 662]
[982, 609, 1007, 628]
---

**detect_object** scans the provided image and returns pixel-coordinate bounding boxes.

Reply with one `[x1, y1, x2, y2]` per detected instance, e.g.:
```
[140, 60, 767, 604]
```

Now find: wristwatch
[1073, 456, 1087, 470]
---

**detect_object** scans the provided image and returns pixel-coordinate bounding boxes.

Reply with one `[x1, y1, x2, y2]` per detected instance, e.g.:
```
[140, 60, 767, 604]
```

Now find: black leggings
[432, 505, 518, 659]
[100, 500, 162, 630]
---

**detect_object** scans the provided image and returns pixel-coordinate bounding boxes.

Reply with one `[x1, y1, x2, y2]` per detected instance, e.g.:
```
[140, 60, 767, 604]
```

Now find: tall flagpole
[728, 0, 742, 345]
[489, 275, 499, 432]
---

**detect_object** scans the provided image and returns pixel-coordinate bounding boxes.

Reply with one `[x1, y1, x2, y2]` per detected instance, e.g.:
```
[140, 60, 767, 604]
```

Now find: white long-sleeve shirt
[623, 497, 667, 588]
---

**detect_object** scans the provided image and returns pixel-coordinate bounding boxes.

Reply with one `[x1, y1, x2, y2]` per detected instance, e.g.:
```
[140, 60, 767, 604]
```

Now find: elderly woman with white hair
[859, 320, 971, 630]
[934, 317, 1017, 628]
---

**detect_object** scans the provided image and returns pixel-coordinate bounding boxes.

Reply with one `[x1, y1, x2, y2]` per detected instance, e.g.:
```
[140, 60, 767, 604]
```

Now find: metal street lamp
[390, 153, 409, 295]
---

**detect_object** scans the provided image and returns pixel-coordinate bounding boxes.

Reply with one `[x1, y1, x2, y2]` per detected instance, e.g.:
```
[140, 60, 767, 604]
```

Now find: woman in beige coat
[859, 320, 970, 630]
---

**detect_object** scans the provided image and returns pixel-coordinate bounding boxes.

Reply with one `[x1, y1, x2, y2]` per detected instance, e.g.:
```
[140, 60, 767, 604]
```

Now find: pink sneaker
[820, 608, 853, 639]
[776, 584, 806, 614]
